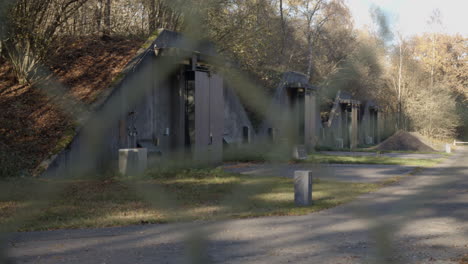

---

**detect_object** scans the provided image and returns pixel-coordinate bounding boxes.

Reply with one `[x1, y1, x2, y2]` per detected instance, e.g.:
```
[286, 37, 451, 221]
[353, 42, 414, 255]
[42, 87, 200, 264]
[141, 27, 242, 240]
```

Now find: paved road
[224, 163, 417, 183]
[5, 148, 468, 264]
[320, 151, 445, 159]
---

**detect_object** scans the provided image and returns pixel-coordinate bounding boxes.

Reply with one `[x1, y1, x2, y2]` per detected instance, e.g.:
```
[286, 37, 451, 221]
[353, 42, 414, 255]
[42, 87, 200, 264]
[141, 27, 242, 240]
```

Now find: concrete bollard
[294, 170, 313, 206]
[292, 145, 307, 160]
[445, 144, 452, 154]
[119, 148, 148, 176]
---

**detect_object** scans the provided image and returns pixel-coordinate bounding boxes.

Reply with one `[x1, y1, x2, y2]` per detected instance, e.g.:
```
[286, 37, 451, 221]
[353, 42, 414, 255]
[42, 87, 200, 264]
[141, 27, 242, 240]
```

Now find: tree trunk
[149, 0, 156, 33]
[103, 0, 111, 37]
[95, 0, 103, 34]
[430, 33, 435, 89]
[397, 41, 403, 129]
[306, 33, 313, 79]
[279, 0, 286, 68]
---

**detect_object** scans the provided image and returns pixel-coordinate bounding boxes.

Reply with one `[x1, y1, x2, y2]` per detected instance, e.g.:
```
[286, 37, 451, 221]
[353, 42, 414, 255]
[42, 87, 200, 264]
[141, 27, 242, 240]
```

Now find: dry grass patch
[1, 169, 386, 231]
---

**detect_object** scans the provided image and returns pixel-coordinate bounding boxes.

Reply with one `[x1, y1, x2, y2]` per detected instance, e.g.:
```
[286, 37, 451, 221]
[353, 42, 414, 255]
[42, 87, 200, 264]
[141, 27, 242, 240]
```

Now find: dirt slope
[0, 36, 144, 177]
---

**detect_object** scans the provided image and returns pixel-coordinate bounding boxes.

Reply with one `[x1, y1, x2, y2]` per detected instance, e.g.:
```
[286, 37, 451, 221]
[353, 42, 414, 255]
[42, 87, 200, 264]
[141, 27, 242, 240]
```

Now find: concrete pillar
[351, 104, 359, 149]
[377, 111, 382, 143]
[304, 90, 317, 151]
[294, 170, 313, 206]
[119, 148, 147, 175]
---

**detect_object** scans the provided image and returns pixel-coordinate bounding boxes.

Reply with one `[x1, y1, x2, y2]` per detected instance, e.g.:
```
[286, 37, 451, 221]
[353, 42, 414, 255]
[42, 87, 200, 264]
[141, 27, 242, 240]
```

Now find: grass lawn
[305, 153, 442, 167]
[0, 168, 388, 232]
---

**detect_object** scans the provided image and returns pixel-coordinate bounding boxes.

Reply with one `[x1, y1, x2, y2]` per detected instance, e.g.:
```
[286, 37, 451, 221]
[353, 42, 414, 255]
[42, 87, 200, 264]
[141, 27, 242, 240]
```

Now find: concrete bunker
[322, 91, 361, 149]
[118, 30, 224, 163]
[262, 72, 319, 152]
[44, 29, 255, 176]
[359, 101, 380, 145]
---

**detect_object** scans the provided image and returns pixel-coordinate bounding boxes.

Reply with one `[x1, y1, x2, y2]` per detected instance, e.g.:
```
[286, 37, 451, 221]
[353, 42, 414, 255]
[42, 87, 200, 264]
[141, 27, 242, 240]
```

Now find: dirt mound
[372, 130, 436, 152]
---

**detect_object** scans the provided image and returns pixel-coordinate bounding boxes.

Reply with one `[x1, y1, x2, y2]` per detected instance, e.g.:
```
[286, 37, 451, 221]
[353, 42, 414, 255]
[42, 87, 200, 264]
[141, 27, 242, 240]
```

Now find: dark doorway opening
[268, 128, 275, 142]
[287, 88, 305, 144]
[184, 71, 196, 153]
[242, 126, 249, 143]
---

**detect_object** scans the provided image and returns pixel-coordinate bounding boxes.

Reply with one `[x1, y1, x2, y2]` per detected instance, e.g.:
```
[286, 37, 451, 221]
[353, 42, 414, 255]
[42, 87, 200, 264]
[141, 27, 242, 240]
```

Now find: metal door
[304, 91, 316, 151]
[194, 71, 223, 163]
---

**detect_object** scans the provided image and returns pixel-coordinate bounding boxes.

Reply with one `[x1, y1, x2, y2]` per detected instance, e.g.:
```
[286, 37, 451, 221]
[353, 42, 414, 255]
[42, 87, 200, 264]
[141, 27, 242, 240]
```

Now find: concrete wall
[223, 84, 255, 145]
[44, 53, 162, 177]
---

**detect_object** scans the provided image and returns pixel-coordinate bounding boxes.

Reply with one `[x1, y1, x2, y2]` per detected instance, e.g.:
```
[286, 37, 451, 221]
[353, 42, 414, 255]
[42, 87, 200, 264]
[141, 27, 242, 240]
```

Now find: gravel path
[223, 163, 417, 183]
[5, 148, 467, 264]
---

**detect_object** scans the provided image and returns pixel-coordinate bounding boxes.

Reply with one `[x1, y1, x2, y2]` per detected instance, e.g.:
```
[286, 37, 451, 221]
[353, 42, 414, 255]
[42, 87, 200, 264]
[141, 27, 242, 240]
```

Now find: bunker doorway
[287, 87, 305, 145]
[184, 70, 224, 163]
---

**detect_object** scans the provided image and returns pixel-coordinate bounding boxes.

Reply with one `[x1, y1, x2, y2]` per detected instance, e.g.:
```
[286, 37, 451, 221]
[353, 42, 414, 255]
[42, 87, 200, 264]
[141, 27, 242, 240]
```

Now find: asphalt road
[5, 148, 467, 264]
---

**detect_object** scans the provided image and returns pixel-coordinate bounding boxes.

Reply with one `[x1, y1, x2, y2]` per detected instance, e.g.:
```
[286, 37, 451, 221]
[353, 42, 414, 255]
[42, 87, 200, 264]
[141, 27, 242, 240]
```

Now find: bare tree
[3, 0, 88, 84]
[291, 0, 335, 79]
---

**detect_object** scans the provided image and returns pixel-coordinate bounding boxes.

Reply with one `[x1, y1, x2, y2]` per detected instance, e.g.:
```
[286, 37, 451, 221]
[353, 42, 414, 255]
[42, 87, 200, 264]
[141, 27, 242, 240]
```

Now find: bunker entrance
[183, 69, 223, 163]
[184, 72, 196, 151]
[287, 87, 306, 144]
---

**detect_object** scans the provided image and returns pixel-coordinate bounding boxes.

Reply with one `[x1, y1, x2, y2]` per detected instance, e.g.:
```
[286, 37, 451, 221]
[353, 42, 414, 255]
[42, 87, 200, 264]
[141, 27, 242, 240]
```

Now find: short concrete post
[445, 144, 452, 154]
[119, 148, 148, 176]
[294, 170, 313, 206]
[292, 145, 307, 160]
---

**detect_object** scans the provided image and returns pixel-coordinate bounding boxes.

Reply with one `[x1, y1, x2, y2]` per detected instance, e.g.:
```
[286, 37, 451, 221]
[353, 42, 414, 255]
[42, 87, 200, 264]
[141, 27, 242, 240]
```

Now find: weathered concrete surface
[118, 148, 147, 175]
[294, 171, 313, 206]
[223, 85, 256, 145]
[320, 151, 445, 160]
[6, 148, 468, 264]
[224, 163, 417, 183]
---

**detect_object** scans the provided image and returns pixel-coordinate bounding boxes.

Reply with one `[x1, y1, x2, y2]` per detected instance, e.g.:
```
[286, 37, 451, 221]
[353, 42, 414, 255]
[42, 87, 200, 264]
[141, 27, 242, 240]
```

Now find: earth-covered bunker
[261, 72, 319, 152]
[321, 91, 361, 149]
[44, 29, 254, 176]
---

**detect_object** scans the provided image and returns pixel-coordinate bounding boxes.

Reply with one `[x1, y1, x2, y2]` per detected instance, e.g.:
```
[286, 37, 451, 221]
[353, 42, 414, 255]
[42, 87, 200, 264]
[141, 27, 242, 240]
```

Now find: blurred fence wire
[0, 1, 466, 264]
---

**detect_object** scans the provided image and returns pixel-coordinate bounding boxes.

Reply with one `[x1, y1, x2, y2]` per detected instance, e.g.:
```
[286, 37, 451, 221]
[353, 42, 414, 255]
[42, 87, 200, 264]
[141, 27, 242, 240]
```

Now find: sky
[346, 0, 468, 37]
